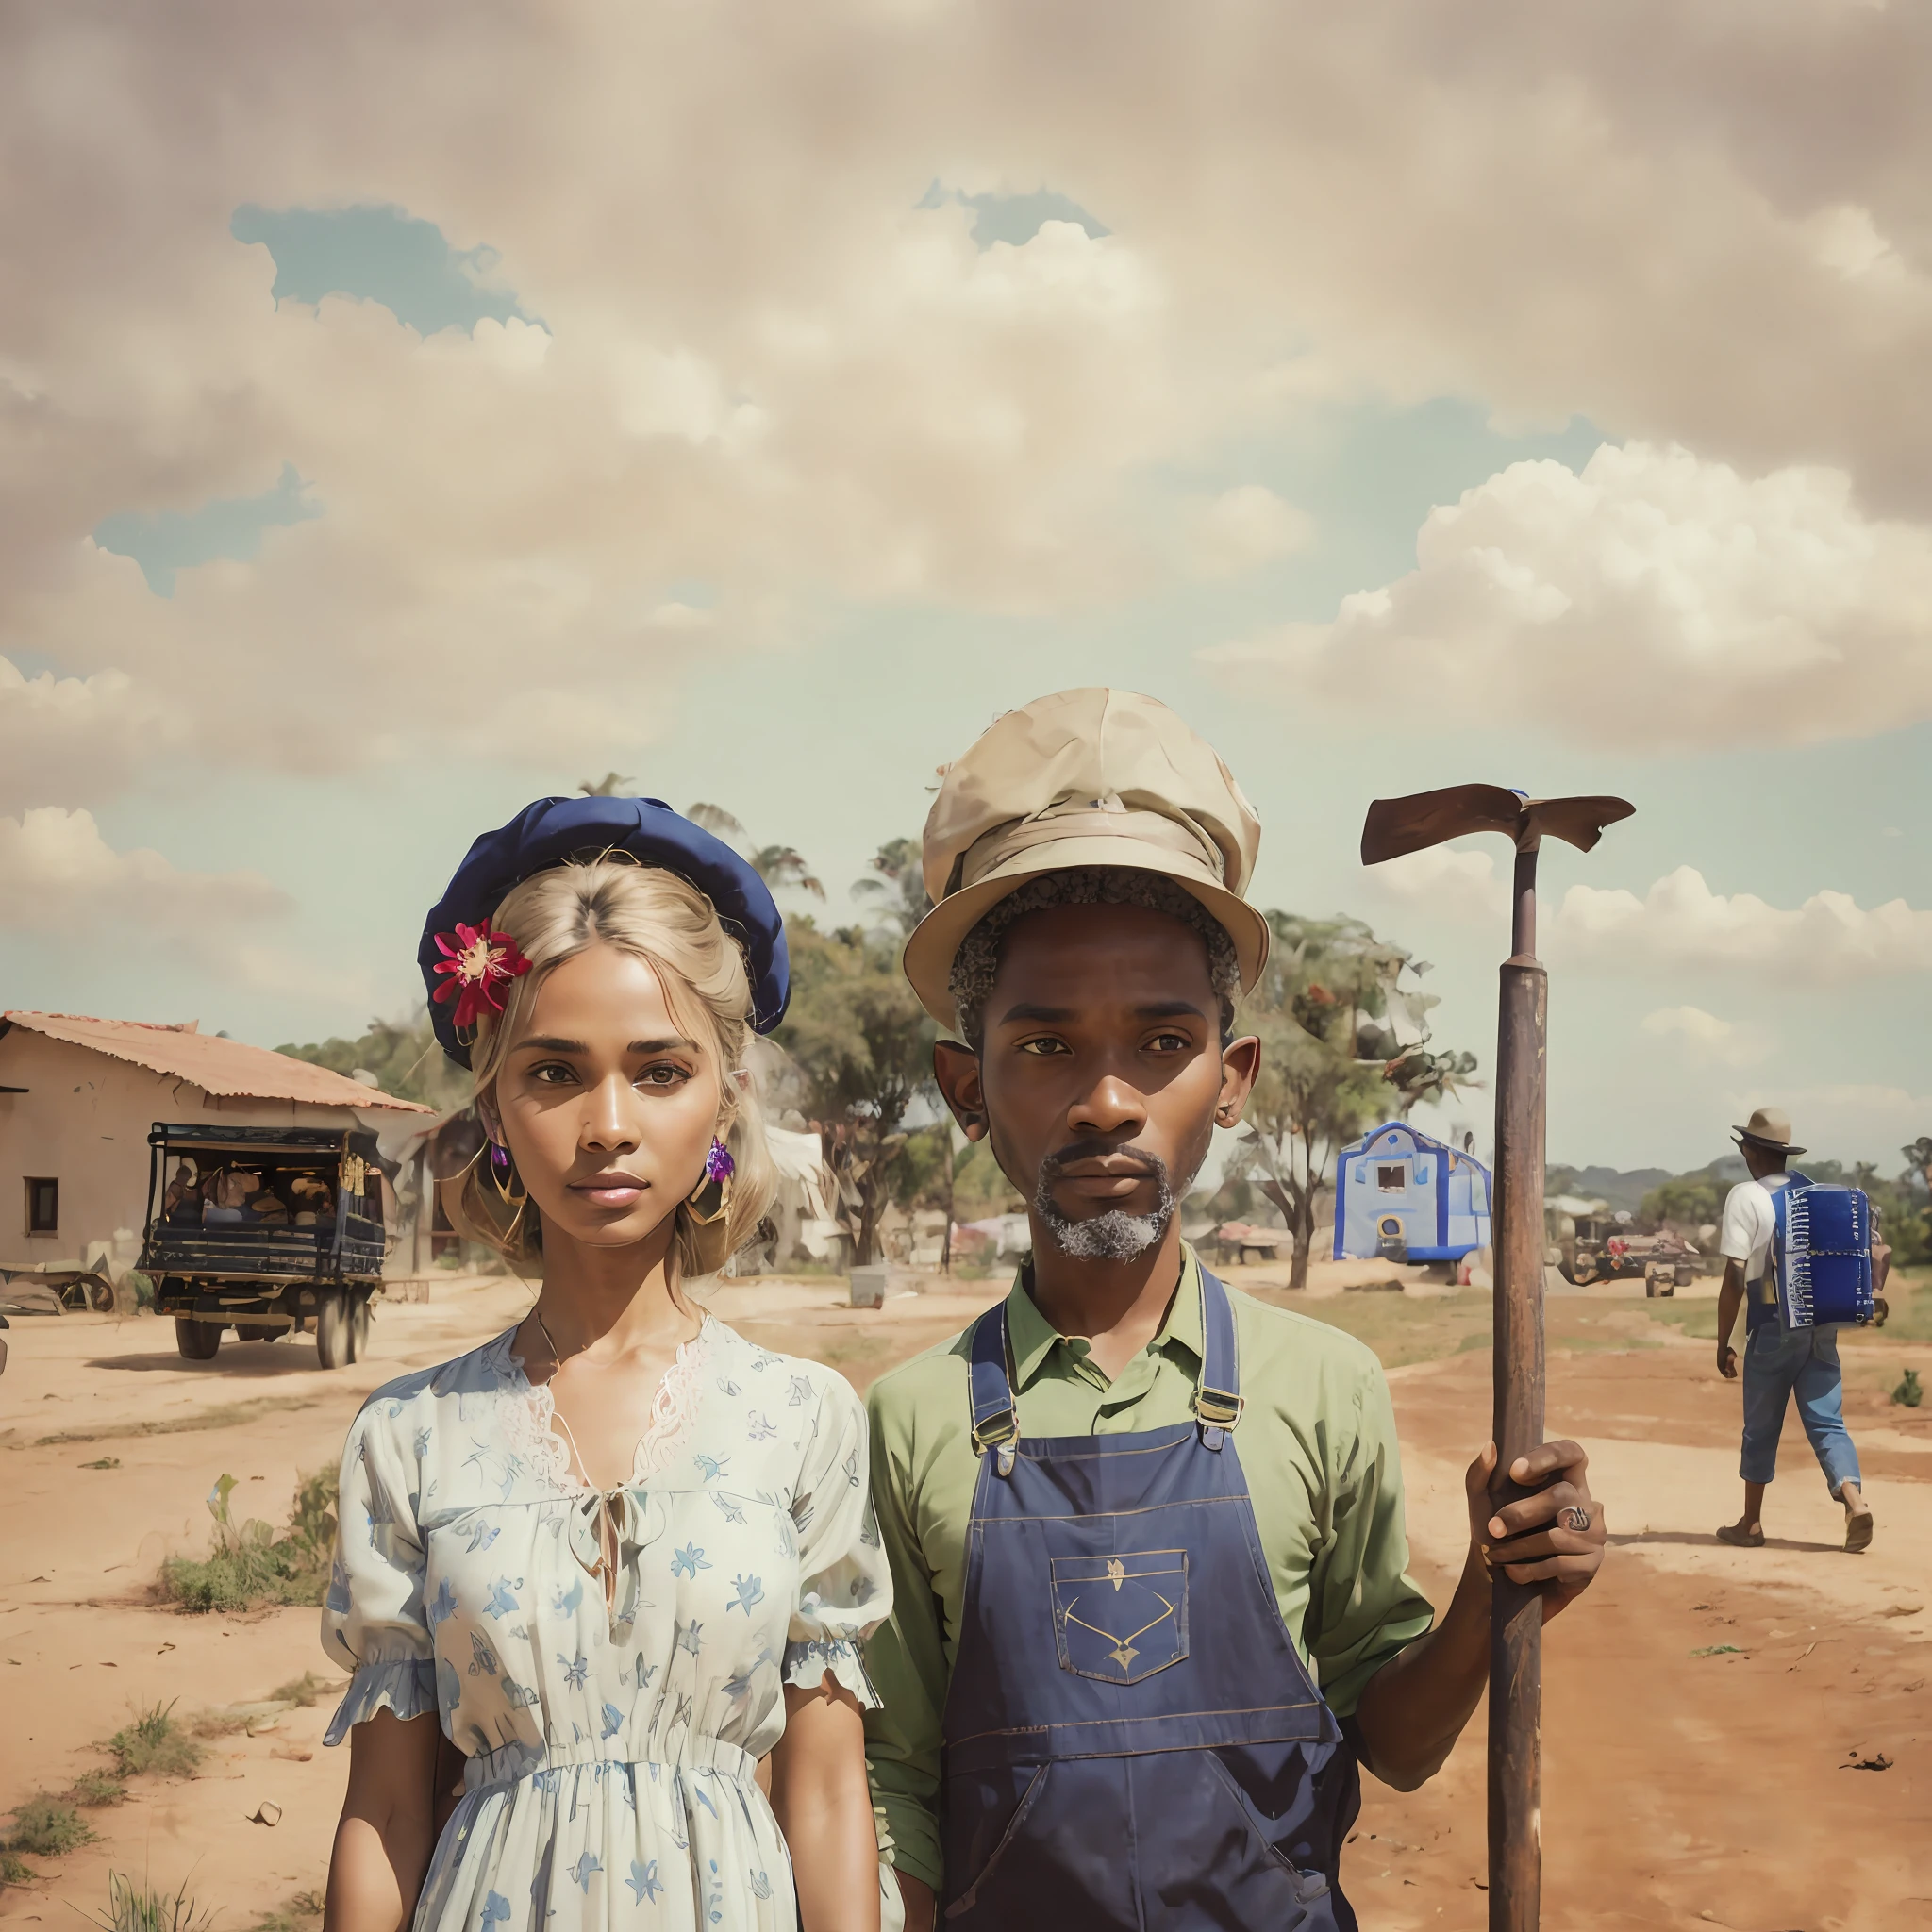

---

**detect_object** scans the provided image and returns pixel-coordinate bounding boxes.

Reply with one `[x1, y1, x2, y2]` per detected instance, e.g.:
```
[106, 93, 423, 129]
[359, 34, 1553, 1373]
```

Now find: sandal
[1844, 1507, 1874, 1554]
[1715, 1523, 1765, 1548]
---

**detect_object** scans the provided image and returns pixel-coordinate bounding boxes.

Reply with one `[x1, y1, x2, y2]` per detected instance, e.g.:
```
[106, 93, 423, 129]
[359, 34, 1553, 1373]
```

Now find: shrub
[1895, 1367, 1924, 1408]
[72, 1773, 126, 1807]
[106, 1703, 204, 1781]
[6, 1793, 94, 1857]
[1, 1852, 37, 1889]
[158, 1468, 337, 1613]
[92, 1873, 214, 1932]
[270, 1673, 333, 1708]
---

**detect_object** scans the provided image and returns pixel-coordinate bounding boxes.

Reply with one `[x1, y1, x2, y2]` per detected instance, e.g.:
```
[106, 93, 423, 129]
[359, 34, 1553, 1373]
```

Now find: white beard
[1033, 1158, 1177, 1262]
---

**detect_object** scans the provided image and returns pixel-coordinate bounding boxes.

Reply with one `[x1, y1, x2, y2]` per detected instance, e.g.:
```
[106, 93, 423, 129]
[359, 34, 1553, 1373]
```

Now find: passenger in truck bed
[161, 1160, 205, 1224]
[290, 1175, 335, 1225]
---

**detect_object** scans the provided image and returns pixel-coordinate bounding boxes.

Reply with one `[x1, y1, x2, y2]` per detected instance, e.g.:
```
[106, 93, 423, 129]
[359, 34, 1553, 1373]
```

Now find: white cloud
[1374, 847, 1932, 984]
[1639, 1005, 1771, 1069]
[0, 808, 291, 945]
[1175, 486, 1313, 578]
[1203, 441, 1932, 746]
[1725, 1084, 1932, 1168]
[5, 4, 1932, 792]
[0, 657, 175, 812]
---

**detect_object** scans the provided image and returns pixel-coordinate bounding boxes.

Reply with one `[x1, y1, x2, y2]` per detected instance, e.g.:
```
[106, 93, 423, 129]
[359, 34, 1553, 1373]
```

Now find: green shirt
[861, 1246, 1436, 1893]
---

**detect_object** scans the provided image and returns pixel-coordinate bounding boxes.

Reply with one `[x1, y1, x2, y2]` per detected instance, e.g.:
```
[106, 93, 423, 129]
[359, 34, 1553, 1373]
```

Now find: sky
[3, 1, 1929, 1175]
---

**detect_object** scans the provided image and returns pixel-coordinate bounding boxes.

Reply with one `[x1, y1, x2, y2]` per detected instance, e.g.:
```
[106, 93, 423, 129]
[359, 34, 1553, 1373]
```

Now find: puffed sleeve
[320, 1397, 439, 1745]
[783, 1370, 893, 1708]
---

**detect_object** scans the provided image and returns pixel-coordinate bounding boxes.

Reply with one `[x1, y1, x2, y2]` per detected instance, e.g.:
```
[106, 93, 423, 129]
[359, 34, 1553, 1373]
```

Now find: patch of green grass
[1874, 1269, 1932, 1343]
[71, 1773, 127, 1807]
[1254, 1287, 1498, 1372]
[1636, 1299, 1724, 1341]
[158, 1467, 337, 1613]
[32, 1398, 320, 1450]
[1690, 1644, 1742, 1657]
[5, 1793, 94, 1857]
[105, 1703, 205, 1781]
[92, 1872, 215, 1932]
[1, 1850, 37, 1888]
[81, 1456, 123, 1470]
[269, 1673, 333, 1708]
[252, 1904, 328, 1932]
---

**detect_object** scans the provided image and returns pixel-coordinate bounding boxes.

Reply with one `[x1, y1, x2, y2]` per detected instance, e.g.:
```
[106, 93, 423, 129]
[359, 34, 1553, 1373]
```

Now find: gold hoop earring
[686, 1138, 734, 1226]
[488, 1140, 527, 1208]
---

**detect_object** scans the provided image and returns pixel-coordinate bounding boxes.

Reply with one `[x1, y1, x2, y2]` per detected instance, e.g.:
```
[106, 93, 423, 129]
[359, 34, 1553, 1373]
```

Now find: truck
[1554, 1211, 1699, 1294]
[139, 1122, 388, 1368]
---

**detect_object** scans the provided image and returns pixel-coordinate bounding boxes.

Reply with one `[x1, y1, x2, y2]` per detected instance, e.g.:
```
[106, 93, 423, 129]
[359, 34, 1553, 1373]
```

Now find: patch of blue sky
[918, 181, 1110, 248]
[229, 203, 535, 337]
[658, 578, 718, 610]
[92, 462, 321, 596]
[1157, 394, 1608, 616]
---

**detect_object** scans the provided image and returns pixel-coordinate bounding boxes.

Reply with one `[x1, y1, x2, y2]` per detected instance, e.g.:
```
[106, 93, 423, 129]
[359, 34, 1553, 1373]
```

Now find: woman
[321, 797, 889, 1932]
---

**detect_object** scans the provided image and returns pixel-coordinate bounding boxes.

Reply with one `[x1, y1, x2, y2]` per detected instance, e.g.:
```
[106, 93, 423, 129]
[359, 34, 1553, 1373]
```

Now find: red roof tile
[1, 1011, 432, 1112]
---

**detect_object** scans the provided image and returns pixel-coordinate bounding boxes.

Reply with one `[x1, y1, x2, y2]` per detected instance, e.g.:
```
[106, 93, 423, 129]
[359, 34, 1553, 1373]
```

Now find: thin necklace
[534, 1305, 576, 1369]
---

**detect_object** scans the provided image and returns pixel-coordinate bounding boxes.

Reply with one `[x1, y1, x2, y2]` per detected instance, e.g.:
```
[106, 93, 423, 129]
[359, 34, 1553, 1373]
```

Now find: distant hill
[1545, 1163, 1675, 1213]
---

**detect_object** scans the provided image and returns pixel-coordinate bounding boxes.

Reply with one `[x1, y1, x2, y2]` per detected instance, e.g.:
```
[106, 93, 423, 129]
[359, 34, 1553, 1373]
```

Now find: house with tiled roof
[0, 1010, 429, 1278]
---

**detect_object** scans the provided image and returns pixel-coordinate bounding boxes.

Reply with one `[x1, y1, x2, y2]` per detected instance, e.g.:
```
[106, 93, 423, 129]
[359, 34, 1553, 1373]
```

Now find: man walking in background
[1715, 1108, 1873, 1553]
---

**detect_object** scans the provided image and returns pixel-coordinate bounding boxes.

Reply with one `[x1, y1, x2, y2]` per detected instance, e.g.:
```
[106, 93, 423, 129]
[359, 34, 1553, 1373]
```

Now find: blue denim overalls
[938, 1268, 1360, 1929]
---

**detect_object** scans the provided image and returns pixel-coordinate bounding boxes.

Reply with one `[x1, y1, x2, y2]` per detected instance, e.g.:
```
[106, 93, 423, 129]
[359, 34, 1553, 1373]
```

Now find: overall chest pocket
[1050, 1551, 1189, 1685]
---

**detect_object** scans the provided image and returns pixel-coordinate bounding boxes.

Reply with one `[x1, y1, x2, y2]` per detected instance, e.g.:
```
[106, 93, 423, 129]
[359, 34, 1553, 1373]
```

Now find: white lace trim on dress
[499, 1319, 715, 1494]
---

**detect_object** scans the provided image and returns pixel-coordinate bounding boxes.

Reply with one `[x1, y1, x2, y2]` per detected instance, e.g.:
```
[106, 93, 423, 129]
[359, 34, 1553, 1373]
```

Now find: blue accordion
[1770, 1174, 1874, 1329]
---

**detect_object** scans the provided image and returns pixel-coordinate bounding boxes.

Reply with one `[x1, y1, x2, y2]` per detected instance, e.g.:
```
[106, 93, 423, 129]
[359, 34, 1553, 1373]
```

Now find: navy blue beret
[419, 795, 791, 1066]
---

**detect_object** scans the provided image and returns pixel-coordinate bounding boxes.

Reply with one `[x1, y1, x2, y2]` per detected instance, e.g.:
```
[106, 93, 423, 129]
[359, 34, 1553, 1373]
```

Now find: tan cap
[1733, 1106, 1806, 1157]
[902, 688, 1270, 1028]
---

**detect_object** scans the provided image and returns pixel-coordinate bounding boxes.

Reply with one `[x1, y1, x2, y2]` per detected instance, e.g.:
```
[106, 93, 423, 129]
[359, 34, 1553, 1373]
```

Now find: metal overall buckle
[1192, 1384, 1243, 1450]
[972, 1409, 1020, 1477]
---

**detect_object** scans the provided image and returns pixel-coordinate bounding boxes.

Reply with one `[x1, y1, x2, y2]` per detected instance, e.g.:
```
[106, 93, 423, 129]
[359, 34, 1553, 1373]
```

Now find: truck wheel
[234, 1322, 278, 1343]
[348, 1294, 372, 1361]
[175, 1319, 222, 1361]
[315, 1292, 352, 1370]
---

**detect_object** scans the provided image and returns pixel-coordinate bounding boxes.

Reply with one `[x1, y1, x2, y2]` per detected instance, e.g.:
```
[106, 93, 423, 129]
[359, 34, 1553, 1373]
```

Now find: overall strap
[1192, 1266, 1244, 1451]
[968, 1303, 1019, 1474]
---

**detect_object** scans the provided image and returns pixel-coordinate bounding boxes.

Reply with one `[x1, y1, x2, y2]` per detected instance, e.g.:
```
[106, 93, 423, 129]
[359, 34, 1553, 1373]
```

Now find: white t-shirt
[1719, 1174, 1792, 1282]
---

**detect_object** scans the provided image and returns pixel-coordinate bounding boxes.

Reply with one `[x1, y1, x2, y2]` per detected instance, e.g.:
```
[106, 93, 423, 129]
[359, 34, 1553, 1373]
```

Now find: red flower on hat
[431, 922, 532, 1031]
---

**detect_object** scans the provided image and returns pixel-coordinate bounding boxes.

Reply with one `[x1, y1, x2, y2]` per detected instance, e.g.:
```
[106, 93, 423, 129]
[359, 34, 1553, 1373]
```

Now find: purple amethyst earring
[687, 1138, 734, 1224]
[488, 1139, 525, 1208]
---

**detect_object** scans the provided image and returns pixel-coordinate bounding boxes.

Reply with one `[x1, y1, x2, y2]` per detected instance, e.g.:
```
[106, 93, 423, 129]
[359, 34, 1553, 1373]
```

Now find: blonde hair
[452, 859, 776, 1283]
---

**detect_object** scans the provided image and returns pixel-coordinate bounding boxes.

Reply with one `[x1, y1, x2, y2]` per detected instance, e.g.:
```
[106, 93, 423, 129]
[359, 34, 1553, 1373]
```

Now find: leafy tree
[774, 920, 938, 1264]
[1234, 912, 1475, 1289]
[277, 1011, 467, 1111]
[1637, 1174, 1726, 1235]
[1905, 1137, 1932, 1190]
[851, 836, 934, 936]
[687, 802, 825, 899]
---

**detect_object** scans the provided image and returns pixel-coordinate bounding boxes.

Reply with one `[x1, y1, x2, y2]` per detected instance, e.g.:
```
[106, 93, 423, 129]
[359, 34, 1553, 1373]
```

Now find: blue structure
[1333, 1122, 1491, 1263]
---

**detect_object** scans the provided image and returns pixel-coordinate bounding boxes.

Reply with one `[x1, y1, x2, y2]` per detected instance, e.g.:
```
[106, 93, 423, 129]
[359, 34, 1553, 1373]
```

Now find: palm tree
[687, 804, 826, 900]
[850, 836, 933, 935]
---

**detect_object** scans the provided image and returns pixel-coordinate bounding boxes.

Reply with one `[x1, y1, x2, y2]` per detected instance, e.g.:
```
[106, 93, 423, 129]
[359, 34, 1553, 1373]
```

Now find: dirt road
[2, 1271, 1926, 1929]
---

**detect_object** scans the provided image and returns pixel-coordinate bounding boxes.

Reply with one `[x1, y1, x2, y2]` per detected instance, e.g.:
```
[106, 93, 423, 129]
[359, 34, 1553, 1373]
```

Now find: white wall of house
[0, 1030, 388, 1269]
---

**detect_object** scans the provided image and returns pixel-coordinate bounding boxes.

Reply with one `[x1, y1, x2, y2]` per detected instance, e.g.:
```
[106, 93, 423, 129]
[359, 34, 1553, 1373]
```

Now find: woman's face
[488, 942, 724, 1253]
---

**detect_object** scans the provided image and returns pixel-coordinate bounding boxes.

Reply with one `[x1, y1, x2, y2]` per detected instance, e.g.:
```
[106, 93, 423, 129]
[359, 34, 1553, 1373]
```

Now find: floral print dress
[321, 1316, 891, 1931]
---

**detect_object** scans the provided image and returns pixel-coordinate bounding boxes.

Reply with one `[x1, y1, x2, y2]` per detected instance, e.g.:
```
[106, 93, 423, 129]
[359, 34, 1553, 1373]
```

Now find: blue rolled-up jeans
[1740, 1321, 1861, 1496]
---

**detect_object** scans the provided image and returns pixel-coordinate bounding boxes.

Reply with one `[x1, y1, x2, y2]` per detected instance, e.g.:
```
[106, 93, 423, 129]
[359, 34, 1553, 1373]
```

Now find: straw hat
[902, 688, 1270, 1028]
[1732, 1106, 1806, 1157]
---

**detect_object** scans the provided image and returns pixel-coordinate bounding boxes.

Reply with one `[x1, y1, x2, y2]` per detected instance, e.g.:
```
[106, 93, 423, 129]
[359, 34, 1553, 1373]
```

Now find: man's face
[934, 902, 1259, 1259]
